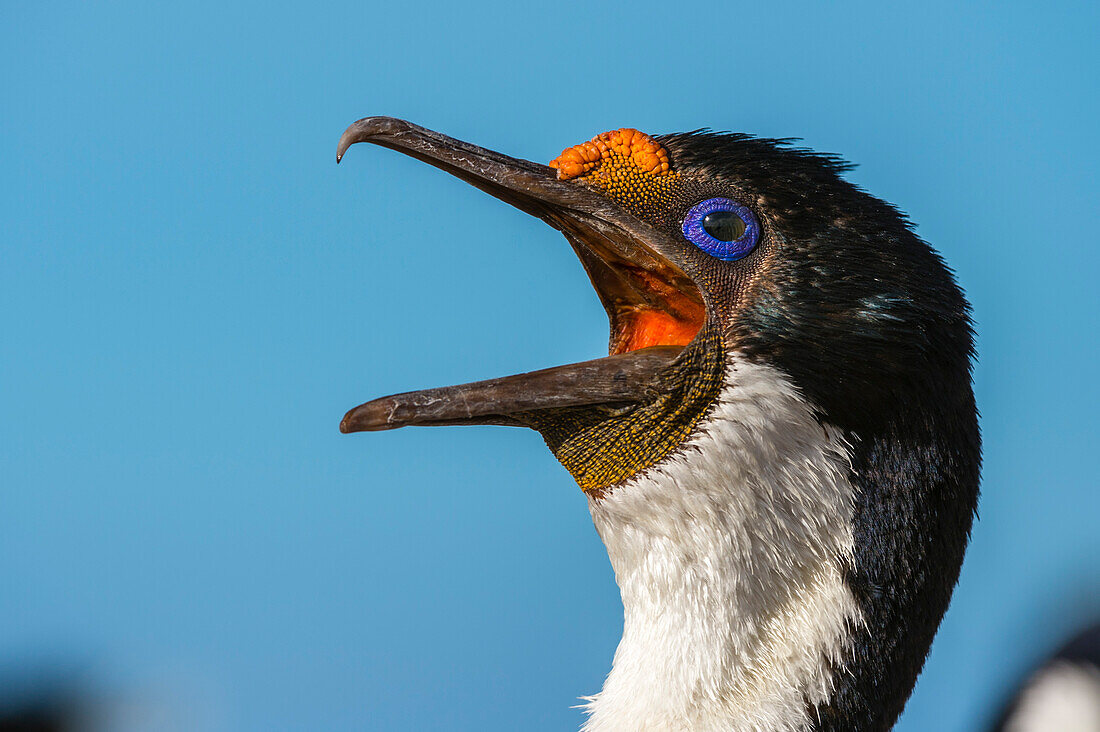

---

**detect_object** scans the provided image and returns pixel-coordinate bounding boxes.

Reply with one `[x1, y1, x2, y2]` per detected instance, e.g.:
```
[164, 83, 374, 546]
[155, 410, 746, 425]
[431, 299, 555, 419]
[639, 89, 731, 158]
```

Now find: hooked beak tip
[337, 116, 397, 166]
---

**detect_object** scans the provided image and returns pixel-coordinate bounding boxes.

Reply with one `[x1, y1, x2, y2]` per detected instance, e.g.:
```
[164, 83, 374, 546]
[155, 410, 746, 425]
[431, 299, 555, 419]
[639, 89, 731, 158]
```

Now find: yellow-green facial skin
[520, 325, 725, 495]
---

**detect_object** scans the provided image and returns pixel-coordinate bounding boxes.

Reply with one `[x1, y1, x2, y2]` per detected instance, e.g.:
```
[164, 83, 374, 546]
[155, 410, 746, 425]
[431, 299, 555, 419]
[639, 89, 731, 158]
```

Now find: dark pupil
[701, 210, 746, 242]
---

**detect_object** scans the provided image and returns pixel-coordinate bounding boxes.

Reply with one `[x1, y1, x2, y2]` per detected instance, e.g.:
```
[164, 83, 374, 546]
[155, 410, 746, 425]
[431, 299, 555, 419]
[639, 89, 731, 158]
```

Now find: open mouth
[336, 117, 706, 434]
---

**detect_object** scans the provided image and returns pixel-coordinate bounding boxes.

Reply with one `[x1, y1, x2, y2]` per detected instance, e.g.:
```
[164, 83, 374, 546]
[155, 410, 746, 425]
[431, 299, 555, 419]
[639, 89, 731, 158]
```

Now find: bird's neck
[583, 357, 862, 732]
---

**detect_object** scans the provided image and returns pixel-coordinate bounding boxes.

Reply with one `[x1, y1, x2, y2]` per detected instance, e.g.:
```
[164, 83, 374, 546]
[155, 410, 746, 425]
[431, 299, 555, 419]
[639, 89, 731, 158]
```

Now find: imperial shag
[336, 117, 981, 732]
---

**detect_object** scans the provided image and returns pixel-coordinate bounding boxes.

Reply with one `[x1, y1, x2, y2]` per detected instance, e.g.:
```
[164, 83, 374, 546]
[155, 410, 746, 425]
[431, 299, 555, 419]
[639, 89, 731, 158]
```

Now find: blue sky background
[2, 1, 1098, 730]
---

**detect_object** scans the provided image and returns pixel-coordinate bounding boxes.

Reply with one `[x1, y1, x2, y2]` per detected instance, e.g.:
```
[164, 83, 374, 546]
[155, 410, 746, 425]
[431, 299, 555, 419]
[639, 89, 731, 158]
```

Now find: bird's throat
[521, 324, 725, 494]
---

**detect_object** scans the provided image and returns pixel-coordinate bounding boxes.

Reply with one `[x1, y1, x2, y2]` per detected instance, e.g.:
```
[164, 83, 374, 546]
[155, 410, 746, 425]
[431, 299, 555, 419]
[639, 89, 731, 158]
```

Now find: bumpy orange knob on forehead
[549, 128, 671, 180]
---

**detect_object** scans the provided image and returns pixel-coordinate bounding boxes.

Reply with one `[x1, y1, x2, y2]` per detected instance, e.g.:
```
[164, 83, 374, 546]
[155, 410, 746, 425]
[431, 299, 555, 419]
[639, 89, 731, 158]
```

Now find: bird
[335, 117, 982, 732]
[990, 623, 1100, 732]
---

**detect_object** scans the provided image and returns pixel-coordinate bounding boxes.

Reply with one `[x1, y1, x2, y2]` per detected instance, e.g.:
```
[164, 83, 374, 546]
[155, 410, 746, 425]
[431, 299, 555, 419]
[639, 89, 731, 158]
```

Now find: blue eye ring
[681, 197, 760, 261]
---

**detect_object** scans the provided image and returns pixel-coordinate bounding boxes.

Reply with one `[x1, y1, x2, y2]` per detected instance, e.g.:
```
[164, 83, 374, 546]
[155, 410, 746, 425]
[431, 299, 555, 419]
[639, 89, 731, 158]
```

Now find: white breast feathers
[582, 356, 863, 732]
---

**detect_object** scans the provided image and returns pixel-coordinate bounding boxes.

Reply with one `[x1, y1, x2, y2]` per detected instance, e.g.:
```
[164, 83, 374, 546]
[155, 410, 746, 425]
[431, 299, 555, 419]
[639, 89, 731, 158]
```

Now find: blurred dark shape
[0, 694, 79, 732]
[990, 623, 1100, 731]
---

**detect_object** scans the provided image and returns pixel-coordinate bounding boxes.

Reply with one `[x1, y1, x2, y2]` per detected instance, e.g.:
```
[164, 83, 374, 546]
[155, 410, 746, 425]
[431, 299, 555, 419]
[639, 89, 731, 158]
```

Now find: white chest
[582, 357, 862, 732]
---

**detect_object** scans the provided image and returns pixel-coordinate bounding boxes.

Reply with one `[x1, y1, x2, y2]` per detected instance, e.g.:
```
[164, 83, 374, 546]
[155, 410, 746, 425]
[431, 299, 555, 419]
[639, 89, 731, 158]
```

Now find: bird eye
[681, 197, 759, 261]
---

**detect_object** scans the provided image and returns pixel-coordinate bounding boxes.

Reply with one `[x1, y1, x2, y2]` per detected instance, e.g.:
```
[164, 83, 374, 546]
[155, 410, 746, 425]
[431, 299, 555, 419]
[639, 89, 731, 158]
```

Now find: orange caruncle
[549, 128, 672, 181]
[549, 128, 681, 225]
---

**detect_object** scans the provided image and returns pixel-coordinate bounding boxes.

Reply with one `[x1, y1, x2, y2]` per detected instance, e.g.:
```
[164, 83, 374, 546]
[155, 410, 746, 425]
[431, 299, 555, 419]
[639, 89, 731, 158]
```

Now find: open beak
[336, 117, 705, 434]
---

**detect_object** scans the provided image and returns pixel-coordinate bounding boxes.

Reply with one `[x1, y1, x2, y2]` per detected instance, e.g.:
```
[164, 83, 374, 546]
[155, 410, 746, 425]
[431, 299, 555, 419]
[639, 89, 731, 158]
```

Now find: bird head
[337, 117, 974, 496]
